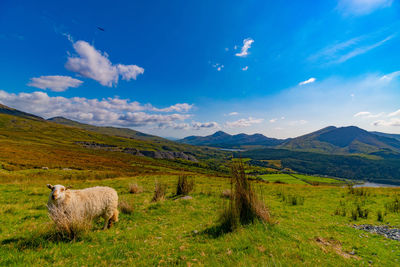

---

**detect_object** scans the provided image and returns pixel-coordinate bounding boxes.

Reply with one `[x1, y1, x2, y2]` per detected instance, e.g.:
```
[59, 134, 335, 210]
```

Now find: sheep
[46, 184, 119, 230]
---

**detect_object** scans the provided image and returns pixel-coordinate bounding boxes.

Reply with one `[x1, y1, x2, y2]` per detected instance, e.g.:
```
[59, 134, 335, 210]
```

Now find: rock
[178, 196, 193, 200]
[41, 167, 49, 170]
[352, 224, 400, 242]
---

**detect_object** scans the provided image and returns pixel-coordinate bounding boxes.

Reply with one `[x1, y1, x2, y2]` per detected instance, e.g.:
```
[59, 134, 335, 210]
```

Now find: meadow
[1, 168, 400, 266]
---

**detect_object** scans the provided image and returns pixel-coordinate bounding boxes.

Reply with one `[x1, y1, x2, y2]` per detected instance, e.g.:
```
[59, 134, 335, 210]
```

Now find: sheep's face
[47, 184, 67, 201]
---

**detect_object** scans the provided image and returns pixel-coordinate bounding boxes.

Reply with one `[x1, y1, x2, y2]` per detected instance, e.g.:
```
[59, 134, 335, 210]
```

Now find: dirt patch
[315, 237, 360, 259]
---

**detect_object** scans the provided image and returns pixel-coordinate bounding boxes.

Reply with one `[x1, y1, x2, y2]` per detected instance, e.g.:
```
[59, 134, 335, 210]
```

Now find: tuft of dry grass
[152, 181, 167, 202]
[47, 205, 91, 240]
[176, 175, 195, 196]
[221, 189, 232, 199]
[219, 160, 270, 232]
[129, 183, 143, 194]
[119, 200, 134, 214]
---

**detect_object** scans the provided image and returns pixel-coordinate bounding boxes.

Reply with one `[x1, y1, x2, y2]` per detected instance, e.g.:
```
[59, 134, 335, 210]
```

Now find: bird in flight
[97, 26, 105, 32]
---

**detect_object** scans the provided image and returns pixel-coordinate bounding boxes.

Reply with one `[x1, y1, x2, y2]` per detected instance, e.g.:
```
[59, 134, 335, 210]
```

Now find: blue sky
[1, 0, 400, 138]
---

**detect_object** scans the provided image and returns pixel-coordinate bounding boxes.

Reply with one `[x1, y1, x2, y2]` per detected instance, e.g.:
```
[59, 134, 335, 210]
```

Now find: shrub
[334, 201, 346, 216]
[176, 175, 194, 196]
[347, 185, 369, 197]
[219, 160, 270, 231]
[119, 200, 134, 214]
[129, 183, 143, 194]
[350, 204, 368, 220]
[152, 181, 167, 202]
[287, 195, 304, 206]
[377, 210, 384, 222]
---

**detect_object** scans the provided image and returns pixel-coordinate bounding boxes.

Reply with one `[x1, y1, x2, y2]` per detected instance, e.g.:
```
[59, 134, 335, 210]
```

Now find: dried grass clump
[47, 205, 91, 240]
[176, 175, 195, 196]
[219, 160, 270, 232]
[129, 183, 143, 194]
[119, 200, 134, 214]
[221, 189, 232, 199]
[152, 181, 167, 202]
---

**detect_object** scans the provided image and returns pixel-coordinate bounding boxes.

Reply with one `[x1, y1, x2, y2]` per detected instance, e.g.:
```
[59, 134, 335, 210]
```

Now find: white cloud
[354, 111, 371, 117]
[28, 75, 83, 92]
[65, 40, 144, 87]
[212, 63, 224, 71]
[228, 112, 239, 116]
[337, 0, 393, 15]
[269, 118, 277, 123]
[388, 109, 400, 117]
[192, 121, 219, 130]
[160, 121, 219, 130]
[235, 38, 254, 57]
[152, 103, 193, 113]
[225, 117, 263, 128]
[242, 66, 248, 71]
[299, 77, 316, 86]
[373, 118, 400, 127]
[354, 111, 384, 118]
[0, 90, 191, 127]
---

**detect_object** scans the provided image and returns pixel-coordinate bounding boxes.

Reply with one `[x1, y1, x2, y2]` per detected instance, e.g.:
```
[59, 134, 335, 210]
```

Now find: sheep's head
[47, 184, 69, 201]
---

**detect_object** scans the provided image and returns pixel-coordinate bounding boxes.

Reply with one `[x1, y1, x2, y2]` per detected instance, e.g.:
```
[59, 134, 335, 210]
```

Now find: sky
[1, 0, 400, 139]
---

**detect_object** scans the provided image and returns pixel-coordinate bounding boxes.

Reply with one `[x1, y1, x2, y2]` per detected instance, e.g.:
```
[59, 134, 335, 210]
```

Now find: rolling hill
[278, 126, 400, 157]
[178, 130, 286, 148]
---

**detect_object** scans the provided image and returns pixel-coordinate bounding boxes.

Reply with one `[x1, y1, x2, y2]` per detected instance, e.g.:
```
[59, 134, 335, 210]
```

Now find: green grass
[2, 171, 399, 266]
[292, 174, 346, 185]
[258, 174, 309, 185]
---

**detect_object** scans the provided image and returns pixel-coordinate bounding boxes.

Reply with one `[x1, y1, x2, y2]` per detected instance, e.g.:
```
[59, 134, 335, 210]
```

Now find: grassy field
[1, 169, 400, 266]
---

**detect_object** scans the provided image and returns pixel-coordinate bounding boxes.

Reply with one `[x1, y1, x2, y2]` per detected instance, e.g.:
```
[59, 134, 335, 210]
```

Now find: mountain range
[179, 126, 400, 158]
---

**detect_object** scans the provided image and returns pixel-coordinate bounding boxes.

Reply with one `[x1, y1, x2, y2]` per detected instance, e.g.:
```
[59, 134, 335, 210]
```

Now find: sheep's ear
[47, 184, 53, 190]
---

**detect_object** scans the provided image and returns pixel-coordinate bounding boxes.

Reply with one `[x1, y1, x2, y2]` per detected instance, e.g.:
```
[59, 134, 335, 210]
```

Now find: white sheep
[46, 184, 119, 230]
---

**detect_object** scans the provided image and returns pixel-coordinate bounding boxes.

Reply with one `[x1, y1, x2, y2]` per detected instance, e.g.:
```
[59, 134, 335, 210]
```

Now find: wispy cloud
[28, 75, 83, 92]
[225, 117, 263, 128]
[235, 38, 254, 57]
[310, 33, 396, 65]
[337, 0, 393, 16]
[388, 109, 400, 117]
[242, 66, 248, 71]
[333, 34, 395, 64]
[354, 111, 384, 118]
[228, 112, 239, 116]
[299, 77, 316, 86]
[65, 40, 144, 87]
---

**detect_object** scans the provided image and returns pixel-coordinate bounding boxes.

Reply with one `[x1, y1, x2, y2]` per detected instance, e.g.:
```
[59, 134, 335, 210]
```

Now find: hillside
[0, 105, 229, 173]
[178, 130, 286, 148]
[0, 103, 43, 121]
[240, 147, 400, 185]
[278, 126, 400, 157]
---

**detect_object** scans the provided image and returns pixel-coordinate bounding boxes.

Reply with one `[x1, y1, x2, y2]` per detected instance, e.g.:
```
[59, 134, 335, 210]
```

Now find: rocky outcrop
[75, 141, 198, 162]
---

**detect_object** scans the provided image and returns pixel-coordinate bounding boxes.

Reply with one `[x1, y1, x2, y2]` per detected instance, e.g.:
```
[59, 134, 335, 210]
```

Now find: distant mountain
[178, 131, 286, 148]
[48, 116, 166, 142]
[278, 126, 400, 157]
[0, 103, 43, 121]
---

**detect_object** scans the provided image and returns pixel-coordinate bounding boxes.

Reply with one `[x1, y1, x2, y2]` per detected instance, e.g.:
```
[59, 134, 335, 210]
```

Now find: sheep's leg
[103, 217, 110, 230]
